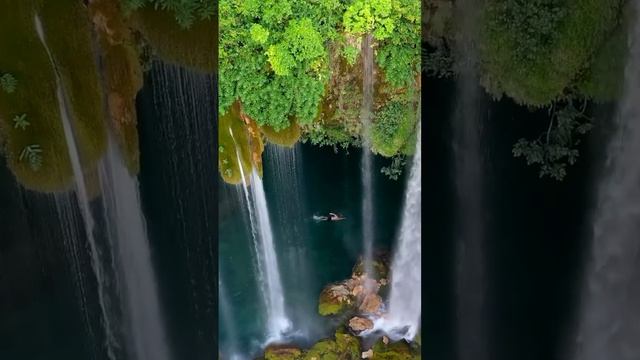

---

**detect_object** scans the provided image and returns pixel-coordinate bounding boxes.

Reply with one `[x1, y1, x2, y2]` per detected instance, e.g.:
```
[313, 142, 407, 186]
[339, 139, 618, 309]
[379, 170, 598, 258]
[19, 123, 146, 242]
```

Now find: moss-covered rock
[352, 256, 390, 281]
[131, 7, 215, 73]
[89, 0, 144, 174]
[371, 339, 419, 360]
[303, 333, 361, 360]
[218, 102, 253, 185]
[318, 282, 354, 316]
[38, 0, 108, 169]
[261, 121, 302, 148]
[264, 345, 304, 360]
[0, 1, 72, 191]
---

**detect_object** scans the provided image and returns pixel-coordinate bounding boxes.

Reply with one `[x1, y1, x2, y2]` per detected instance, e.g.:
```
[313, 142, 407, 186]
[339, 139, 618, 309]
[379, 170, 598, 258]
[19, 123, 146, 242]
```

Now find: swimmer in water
[329, 212, 345, 221]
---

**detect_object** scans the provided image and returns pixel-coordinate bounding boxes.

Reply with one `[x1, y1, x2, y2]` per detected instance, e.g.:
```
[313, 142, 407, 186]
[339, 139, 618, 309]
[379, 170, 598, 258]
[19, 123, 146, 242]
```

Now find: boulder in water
[359, 293, 383, 314]
[319, 283, 354, 316]
[348, 316, 374, 333]
[362, 349, 374, 359]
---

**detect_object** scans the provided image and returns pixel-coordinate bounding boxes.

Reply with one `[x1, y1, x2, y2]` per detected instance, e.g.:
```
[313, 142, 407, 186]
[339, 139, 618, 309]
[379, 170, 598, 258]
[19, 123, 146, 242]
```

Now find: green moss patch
[371, 339, 417, 360]
[480, 0, 624, 105]
[38, 0, 108, 169]
[265, 345, 303, 360]
[261, 121, 301, 148]
[0, 1, 72, 191]
[131, 7, 215, 73]
[219, 102, 253, 184]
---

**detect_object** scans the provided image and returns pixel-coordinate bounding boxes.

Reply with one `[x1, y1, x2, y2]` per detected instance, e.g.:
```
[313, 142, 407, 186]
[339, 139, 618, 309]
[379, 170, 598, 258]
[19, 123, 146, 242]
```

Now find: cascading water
[249, 170, 291, 339]
[571, 3, 640, 359]
[143, 63, 217, 356]
[218, 276, 240, 360]
[34, 14, 119, 360]
[380, 120, 422, 341]
[99, 139, 171, 360]
[229, 131, 291, 341]
[361, 33, 376, 278]
[263, 144, 315, 339]
[452, 1, 488, 358]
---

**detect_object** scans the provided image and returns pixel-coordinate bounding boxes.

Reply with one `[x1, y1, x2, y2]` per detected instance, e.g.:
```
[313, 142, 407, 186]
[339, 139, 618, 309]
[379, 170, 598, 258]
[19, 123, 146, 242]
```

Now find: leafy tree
[0, 73, 17, 93]
[220, 0, 341, 130]
[512, 101, 592, 181]
[371, 100, 417, 157]
[123, 0, 214, 28]
[480, 0, 623, 105]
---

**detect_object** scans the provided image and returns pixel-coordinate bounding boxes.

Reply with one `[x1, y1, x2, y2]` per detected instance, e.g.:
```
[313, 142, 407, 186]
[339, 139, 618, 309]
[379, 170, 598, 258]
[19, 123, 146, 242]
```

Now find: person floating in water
[329, 212, 345, 221]
[313, 212, 346, 221]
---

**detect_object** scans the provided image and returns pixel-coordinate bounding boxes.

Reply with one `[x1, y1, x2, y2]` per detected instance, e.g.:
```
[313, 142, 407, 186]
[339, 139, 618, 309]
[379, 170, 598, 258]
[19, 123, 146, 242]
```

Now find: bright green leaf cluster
[220, 0, 342, 131]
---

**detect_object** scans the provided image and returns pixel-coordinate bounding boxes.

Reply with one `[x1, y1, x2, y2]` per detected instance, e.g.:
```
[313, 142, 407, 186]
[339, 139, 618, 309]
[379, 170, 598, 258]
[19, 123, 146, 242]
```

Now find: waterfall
[229, 131, 291, 341]
[380, 116, 422, 341]
[264, 144, 316, 339]
[99, 140, 171, 360]
[571, 3, 640, 359]
[34, 14, 119, 360]
[219, 275, 242, 360]
[452, 1, 488, 358]
[361, 33, 376, 277]
[249, 170, 291, 339]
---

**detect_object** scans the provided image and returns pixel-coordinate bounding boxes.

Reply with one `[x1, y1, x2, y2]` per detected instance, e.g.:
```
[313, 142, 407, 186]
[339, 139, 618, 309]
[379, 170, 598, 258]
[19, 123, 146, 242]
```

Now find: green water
[218, 143, 407, 358]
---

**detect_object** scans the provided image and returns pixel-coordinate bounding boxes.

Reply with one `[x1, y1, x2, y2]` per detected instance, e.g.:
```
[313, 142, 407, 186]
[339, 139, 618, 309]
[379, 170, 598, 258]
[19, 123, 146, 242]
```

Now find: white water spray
[378, 120, 422, 341]
[99, 139, 171, 360]
[229, 130, 291, 340]
[571, 3, 640, 360]
[34, 14, 119, 359]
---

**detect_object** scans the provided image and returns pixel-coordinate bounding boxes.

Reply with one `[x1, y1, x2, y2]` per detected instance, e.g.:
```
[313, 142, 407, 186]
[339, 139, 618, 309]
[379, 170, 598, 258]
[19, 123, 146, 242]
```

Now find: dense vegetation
[122, 0, 215, 28]
[219, 0, 421, 182]
[425, 0, 629, 180]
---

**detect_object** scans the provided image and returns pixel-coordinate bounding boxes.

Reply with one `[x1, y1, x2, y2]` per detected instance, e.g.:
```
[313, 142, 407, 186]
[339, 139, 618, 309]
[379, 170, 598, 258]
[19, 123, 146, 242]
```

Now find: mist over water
[572, 2, 640, 359]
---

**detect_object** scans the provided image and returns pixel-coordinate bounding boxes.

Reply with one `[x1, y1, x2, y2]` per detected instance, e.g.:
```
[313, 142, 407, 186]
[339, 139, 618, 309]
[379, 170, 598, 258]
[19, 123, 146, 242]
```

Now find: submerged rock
[349, 316, 374, 333]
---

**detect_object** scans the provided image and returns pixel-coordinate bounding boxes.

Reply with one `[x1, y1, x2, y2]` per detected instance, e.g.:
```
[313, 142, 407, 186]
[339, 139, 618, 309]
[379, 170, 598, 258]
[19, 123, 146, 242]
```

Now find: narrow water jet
[99, 139, 172, 360]
[361, 33, 376, 278]
[380, 120, 422, 341]
[571, 3, 640, 359]
[34, 14, 119, 360]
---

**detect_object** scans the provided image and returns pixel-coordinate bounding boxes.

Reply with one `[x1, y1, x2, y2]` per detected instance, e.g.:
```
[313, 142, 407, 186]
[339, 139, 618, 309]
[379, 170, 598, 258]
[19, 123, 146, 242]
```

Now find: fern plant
[12, 114, 30, 130]
[19, 144, 43, 171]
[0, 73, 17, 93]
